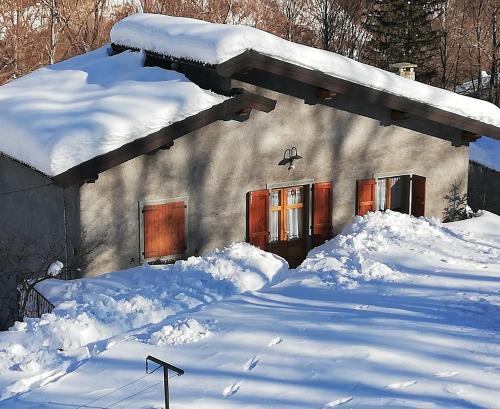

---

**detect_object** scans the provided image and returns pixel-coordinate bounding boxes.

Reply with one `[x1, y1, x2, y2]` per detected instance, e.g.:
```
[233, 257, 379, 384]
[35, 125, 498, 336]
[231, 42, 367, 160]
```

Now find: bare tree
[0, 229, 108, 329]
[308, 0, 367, 58]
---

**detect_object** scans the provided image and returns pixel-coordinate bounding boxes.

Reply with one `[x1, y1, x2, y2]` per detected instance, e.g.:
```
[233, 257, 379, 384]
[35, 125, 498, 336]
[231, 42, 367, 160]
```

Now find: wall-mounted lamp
[279, 147, 303, 170]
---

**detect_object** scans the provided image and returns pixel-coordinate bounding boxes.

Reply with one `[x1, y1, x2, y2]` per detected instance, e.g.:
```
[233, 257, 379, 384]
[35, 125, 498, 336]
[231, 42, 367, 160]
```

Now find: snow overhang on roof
[0, 45, 275, 187]
[111, 13, 500, 141]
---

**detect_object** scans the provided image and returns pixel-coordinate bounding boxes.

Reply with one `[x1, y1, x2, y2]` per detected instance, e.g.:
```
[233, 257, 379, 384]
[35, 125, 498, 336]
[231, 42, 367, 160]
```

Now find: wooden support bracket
[390, 109, 408, 120]
[316, 88, 337, 100]
[461, 131, 481, 144]
[235, 106, 253, 120]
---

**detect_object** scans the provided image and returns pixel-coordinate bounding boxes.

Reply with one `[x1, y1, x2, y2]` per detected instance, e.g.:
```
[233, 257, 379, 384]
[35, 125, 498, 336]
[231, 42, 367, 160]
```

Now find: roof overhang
[215, 50, 500, 141]
[52, 91, 276, 188]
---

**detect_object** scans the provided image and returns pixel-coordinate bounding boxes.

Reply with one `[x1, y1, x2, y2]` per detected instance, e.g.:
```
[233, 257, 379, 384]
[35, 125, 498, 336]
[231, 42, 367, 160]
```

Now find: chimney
[390, 63, 418, 80]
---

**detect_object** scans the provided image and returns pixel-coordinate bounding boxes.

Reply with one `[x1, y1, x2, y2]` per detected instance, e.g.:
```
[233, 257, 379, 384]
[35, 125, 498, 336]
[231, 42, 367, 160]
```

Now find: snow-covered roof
[111, 13, 500, 135]
[0, 46, 227, 176]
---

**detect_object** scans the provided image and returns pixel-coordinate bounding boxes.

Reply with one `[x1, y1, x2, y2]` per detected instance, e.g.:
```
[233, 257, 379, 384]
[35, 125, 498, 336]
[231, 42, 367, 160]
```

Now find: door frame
[138, 196, 189, 263]
[266, 179, 314, 253]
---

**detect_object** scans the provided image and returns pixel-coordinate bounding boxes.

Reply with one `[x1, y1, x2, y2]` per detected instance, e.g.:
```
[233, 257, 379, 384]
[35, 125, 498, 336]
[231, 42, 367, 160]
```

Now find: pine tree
[443, 181, 469, 222]
[363, 0, 444, 83]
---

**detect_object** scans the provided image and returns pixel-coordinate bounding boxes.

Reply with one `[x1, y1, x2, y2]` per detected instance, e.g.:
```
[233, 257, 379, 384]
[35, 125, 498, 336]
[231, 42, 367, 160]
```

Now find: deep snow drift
[1, 211, 500, 408]
[0, 46, 226, 176]
[0, 243, 286, 399]
[111, 14, 500, 131]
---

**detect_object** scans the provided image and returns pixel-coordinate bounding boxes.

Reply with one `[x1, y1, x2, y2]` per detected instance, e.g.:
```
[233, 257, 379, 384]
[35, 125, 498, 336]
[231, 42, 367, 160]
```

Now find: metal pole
[164, 366, 169, 409]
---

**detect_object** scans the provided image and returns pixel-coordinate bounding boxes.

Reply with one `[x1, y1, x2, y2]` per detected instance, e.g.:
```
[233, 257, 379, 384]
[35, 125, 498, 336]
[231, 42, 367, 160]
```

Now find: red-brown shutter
[247, 190, 269, 250]
[356, 179, 376, 216]
[312, 182, 333, 246]
[411, 175, 426, 217]
[143, 201, 186, 259]
[167, 201, 186, 255]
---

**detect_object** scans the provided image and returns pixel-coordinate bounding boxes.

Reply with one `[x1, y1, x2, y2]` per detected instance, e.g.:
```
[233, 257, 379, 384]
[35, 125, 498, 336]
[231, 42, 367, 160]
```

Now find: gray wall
[0, 155, 80, 328]
[468, 161, 500, 215]
[79, 82, 469, 276]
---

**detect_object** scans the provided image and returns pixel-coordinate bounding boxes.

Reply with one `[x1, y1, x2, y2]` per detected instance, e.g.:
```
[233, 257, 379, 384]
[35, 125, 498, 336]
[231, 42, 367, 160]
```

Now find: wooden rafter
[216, 50, 500, 140]
[316, 88, 337, 100]
[390, 109, 409, 121]
[52, 92, 276, 188]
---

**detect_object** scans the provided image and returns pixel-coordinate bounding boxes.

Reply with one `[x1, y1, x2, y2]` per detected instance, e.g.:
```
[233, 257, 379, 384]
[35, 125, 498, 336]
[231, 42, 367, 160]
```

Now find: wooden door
[143, 201, 186, 259]
[357, 179, 376, 216]
[268, 185, 308, 267]
[411, 175, 426, 217]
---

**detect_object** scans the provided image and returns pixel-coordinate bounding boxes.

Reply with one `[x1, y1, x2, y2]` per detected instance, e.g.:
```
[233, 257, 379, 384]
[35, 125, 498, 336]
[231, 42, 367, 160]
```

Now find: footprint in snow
[222, 381, 241, 397]
[434, 371, 459, 378]
[243, 355, 260, 372]
[268, 336, 283, 347]
[387, 380, 417, 389]
[323, 396, 353, 407]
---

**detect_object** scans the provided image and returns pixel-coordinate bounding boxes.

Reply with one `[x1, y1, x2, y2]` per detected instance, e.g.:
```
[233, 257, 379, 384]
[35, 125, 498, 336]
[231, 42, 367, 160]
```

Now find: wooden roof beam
[52, 92, 276, 188]
[316, 88, 337, 100]
[216, 50, 500, 141]
[461, 131, 481, 144]
[390, 109, 409, 121]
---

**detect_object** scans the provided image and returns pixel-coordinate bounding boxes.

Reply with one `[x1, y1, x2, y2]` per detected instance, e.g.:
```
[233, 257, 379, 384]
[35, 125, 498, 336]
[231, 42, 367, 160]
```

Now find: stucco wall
[0, 155, 80, 328]
[79, 80, 469, 277]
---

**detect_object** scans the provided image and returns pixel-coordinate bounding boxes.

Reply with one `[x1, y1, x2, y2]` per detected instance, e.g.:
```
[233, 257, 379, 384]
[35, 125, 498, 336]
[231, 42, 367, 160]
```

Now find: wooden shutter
[312, 182, 333, 246]
[143, 201, 186, 259]
[411, 175, 426, 217]
[400, 175, 411, 214]
[356, 179, 376, 216]
[247, 190, 269, 250]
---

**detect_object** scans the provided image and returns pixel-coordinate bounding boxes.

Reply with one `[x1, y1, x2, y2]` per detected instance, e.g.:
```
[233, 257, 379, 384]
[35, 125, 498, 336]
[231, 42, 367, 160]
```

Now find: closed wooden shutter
[312, 182, 333, 246]
[356, 179, 376, 216]
[400, 175, 411, 214]
[143, 201, 186, 259]
[247, 190, 269, 250]
[411, 175, 426, 217]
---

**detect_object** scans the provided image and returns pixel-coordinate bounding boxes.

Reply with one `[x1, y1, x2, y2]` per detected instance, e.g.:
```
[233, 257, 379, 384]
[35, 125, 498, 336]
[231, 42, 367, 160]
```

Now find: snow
[46, 261, 63, 277]
[111, 14, 500, 133]
[470, 136, 500, 171]
[0, 243, 285, 399]
[1, 211, 500, 408]
[0, 46, 227, 176]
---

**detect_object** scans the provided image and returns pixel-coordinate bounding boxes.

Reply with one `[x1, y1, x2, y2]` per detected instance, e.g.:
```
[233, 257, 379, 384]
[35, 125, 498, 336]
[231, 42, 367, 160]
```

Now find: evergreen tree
[363, 0, 444, 83]
[443, 181, 469, 222]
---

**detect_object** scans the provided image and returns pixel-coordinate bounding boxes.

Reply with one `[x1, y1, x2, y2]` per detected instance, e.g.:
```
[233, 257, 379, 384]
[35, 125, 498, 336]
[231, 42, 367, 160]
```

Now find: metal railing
[19, 285, 55, 319]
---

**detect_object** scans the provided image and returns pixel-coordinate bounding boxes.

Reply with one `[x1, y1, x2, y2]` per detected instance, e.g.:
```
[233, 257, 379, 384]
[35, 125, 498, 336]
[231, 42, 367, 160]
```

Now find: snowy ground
[1, 211, 500, 408]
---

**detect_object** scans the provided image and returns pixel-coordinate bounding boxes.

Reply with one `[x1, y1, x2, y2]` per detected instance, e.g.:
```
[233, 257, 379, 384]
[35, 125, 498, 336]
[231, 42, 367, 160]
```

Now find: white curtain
[270, 191, 280, 242]
[377, 178, 387, 211]
[286, 188, 303, 240]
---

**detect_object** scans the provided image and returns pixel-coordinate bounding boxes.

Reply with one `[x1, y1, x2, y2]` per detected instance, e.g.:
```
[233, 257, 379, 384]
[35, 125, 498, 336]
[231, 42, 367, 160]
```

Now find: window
[269, 186, 305, 242]
[376, 176, 406, 212]
[248, 182, 333, 267]
[357, 175, 426, 217]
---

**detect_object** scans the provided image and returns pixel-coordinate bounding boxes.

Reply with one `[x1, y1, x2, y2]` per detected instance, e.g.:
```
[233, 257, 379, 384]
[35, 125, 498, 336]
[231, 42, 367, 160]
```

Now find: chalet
[2, 14, 500, 326]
